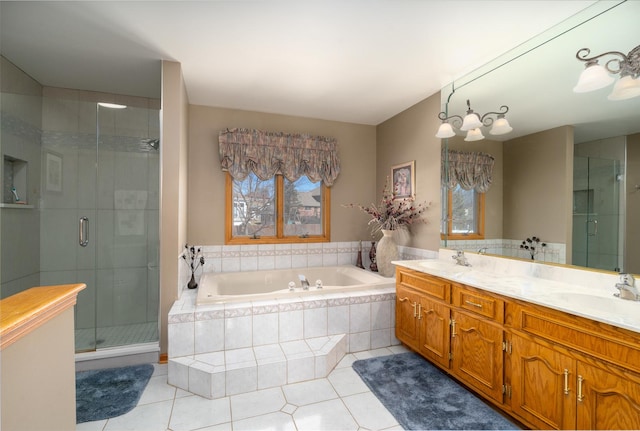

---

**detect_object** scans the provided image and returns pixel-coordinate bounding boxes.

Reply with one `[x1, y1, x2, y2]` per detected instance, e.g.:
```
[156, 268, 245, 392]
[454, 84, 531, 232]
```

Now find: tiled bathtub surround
[178, 242, 438, 293]
[168, 285, 398, 399]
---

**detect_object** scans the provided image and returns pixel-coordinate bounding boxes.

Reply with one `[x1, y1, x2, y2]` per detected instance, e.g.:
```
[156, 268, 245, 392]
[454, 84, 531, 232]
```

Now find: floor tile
[353, 347, 393, 360]
[282, 379, 338, 406]
[327, 366, 370, 397]
[103, 400, 173, 431]
[293, 399, 358, 431]
[137, 375, 177, 405]
[233, 412, 297, 431]
[76, 419, 107, 431]
[335, 353, 357, 368]
[169, 395, 231, 431]
[230, 387, 286, 421]
[342, 392, 399, 430]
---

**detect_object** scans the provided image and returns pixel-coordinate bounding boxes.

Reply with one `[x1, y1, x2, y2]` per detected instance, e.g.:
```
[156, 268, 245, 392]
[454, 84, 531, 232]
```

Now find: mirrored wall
[440, 0, 640, 274]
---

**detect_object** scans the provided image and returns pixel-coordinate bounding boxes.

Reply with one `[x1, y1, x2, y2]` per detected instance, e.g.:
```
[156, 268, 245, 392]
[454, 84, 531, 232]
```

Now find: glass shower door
[572, 156, 623, 271]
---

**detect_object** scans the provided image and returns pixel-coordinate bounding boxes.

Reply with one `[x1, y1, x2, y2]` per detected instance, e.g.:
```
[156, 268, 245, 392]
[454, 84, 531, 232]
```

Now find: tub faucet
[298, 274, 310, 290]
[615, 273, 639, 301]
[452, 249, 471, 267]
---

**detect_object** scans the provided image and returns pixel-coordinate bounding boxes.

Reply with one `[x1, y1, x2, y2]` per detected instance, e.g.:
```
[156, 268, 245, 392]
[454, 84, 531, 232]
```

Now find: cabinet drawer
[397, 269, 450, 302]
[452, 284, 504, 323]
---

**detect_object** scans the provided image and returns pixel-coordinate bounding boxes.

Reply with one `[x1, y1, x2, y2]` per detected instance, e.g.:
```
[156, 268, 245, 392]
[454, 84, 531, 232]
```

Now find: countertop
[393, 257, 640, 335]
[0, 283, 86, 349]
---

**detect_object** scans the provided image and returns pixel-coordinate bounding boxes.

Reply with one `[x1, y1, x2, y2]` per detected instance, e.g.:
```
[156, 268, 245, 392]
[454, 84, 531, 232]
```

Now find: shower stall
[1, 58, 160, 358]
[572, 136, 626, 272]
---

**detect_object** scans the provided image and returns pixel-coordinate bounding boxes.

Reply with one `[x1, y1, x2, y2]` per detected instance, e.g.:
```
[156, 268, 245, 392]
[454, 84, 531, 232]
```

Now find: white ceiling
[0, 0, 602, 125]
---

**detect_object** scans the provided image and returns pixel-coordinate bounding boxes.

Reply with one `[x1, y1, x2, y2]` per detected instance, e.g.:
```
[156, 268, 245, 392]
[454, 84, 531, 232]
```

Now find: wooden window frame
[225, 173, 330, 244]
[441, 187, 485, 240]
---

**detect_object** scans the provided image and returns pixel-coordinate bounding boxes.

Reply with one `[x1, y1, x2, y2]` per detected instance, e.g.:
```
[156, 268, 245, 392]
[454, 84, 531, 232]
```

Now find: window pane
[232, 173, 275, 237]
[284, 176, 322, 237]
[451, 185, 479, 234]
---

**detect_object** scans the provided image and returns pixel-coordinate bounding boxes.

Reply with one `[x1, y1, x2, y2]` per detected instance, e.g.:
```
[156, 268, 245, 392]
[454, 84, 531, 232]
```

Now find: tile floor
[76, 345, 409, 431]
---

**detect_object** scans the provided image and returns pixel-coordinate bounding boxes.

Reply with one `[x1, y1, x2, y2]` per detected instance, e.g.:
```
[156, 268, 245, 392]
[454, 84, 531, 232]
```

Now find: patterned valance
[442, 149, 495, 193]
[219, 128, 340, 187]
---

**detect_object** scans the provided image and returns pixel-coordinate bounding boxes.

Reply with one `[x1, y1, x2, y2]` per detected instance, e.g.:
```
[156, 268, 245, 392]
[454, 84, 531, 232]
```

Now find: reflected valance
[442, 149, 495, 193]
[219, 128, 340, 187]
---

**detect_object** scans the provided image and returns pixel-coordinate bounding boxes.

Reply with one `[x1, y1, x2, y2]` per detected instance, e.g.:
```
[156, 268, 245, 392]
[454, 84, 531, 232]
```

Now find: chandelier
[435, 99, 512, 142]
[573, 44, 640, 100]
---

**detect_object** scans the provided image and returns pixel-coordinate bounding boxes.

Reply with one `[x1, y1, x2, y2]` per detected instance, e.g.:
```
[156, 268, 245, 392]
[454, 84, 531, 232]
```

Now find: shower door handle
[586, 219, 598, 236]
[79, 217, 89, 247]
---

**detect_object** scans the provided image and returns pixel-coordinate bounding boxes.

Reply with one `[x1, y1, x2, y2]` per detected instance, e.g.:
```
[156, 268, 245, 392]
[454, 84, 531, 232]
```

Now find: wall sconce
[436, 99, 512, 141]
[573, 45, 640, 100]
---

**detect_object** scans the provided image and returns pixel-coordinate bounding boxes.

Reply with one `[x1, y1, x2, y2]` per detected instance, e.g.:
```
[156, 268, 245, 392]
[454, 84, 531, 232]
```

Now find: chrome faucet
[452, 250, 471, 267]
[298, 274, 310, 290]
[478, 247, 488, 255]
[614, 273, 639, 301]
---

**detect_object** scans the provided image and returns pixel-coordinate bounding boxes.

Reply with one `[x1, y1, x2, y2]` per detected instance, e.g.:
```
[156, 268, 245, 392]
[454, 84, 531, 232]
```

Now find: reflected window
[441, 184, 485, 239]
[226, 173, 329, 243]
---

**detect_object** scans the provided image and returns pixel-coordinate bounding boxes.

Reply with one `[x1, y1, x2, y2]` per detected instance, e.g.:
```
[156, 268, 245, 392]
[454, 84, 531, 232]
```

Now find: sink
[417, 260, 473, 274]
[550, 292, 639, 317]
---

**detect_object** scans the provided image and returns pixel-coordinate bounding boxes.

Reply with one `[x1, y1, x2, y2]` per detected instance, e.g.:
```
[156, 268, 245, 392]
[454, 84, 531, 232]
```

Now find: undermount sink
[550, 292, 639, 316]
[417, 260, 473, 274]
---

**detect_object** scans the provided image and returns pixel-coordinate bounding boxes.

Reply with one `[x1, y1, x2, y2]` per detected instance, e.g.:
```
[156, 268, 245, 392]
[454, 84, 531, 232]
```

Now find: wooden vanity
[395, 265, 640, 430]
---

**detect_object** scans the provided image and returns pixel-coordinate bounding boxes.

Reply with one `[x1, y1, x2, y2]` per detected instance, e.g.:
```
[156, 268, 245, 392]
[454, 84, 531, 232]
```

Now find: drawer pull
[412, 301, 418, 318]
[417, 303, 422, 320]
[563, 369, 570, 395]
[577, 375, 584, 402]
[464, 300, 483, 309]
[451, 319, 457, 337]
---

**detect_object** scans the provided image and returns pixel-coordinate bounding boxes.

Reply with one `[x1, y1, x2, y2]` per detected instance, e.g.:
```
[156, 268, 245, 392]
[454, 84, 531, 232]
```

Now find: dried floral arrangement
[520, 236, 547, 260]
[343, 176, 430, 236]
[183, 244, 205, 289]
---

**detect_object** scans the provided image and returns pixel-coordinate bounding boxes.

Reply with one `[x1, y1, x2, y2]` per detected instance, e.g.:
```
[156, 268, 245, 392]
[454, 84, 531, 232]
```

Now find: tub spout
[298, 274, 310, 290]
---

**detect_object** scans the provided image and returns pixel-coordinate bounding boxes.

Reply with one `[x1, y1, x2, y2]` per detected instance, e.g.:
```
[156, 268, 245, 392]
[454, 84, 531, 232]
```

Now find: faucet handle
[620, 273, 635, 286]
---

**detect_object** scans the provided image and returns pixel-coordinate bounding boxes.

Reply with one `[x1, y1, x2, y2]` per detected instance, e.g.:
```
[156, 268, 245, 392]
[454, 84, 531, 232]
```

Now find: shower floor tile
[75, 321, 158, 351]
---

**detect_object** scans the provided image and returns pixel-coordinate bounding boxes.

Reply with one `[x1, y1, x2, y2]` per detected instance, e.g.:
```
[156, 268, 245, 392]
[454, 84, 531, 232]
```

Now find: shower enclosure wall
[1, 56, 160, 354]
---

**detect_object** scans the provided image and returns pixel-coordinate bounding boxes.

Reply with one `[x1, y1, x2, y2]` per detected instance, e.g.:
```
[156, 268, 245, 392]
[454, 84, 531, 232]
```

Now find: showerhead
[140, 138, 160, 151]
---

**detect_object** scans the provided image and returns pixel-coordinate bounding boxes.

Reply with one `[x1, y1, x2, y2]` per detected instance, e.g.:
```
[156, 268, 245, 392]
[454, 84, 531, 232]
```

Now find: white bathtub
[196, 265, 394, 305]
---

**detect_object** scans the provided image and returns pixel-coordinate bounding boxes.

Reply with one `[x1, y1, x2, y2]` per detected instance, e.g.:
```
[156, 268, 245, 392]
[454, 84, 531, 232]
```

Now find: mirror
[440, 0, 640, 274]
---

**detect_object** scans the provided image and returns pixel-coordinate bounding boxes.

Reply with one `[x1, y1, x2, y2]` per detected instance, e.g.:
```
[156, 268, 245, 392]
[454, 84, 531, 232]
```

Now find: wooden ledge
[0, 284, 86, 350]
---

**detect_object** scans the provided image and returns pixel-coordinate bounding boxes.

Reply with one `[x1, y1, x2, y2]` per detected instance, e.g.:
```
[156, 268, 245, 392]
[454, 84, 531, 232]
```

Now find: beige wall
[186, 105, 377, 244]
[159, 61, 189, 355]
[446, 136, 504, 240]
[627, 133, 640, 274]
[376, 93, 442, 251]
[503, 126, 573, 254]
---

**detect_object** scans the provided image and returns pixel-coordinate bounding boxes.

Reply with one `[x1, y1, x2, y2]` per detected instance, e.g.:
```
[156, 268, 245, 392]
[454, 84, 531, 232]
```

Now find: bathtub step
[168, 334, 347, 399]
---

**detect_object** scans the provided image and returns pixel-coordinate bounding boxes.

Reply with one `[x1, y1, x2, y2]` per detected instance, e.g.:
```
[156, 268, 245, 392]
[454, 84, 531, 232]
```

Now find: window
[441, 184, 485, 239]
[226, 172, 330, 244]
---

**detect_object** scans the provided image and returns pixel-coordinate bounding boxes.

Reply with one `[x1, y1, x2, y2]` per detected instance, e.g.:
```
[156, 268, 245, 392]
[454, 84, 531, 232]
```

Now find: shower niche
[2, 155, 31, 207]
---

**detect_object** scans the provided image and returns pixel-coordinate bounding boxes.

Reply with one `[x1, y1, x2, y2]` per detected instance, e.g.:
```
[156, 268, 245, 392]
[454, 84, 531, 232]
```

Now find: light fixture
[573, 45, 640, 100]
[436, 99, 512, 141]
[97, 102, 127, 109]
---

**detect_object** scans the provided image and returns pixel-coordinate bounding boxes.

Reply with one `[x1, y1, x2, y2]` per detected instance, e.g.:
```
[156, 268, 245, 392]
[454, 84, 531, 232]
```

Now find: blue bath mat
[76, 363, 154, 423]
[353, 352, 520, 430]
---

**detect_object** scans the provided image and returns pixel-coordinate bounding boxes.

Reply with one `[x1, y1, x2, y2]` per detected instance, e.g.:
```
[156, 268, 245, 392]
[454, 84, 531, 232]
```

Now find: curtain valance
[219, 128, 340, 187]
[442, 149, 495, 193]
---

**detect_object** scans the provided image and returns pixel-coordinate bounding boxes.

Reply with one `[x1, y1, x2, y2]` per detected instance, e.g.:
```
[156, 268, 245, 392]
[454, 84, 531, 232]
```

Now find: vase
[369, 241, 378, 272]
[376, 229, 399, 277]
[187, 273, 198, 289]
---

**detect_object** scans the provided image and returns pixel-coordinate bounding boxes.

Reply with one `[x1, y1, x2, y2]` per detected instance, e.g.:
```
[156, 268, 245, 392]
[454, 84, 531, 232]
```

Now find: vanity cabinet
[508, 300, 640, 430]
[396, 270, 450, 369]
[395, 269, 504, 400]
[395, 265, 640, 430]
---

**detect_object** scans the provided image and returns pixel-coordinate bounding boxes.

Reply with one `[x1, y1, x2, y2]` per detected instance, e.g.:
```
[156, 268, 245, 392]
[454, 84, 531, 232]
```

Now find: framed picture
[45, 151, 63, 193]
[391, 161, 415, 200]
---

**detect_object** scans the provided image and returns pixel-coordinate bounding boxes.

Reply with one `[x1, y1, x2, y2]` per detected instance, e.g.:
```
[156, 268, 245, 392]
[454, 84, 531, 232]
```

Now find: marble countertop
[393, 256, 640, 335]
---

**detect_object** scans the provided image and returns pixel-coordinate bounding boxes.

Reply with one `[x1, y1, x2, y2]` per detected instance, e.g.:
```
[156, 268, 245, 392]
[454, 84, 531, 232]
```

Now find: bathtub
[196, 265, 394, 305]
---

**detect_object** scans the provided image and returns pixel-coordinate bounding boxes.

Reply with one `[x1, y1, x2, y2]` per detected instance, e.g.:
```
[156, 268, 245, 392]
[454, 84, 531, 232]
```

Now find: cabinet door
[577, 361, 640, 430]
[417, 296, 451, 369]
[451, 310, 503, 403]
[510, 334, 576, 430]
[396, 285, 420, 349]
